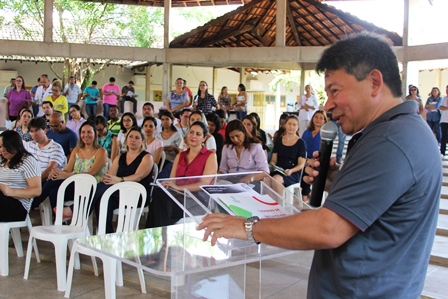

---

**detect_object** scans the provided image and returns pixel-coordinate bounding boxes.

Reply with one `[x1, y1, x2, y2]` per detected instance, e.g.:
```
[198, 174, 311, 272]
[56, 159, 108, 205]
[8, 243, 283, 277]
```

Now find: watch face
[247, 216, 260, 223]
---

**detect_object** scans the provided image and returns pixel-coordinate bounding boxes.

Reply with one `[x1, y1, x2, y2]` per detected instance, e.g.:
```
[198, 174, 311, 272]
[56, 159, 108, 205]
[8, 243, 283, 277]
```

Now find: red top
[184, 86, 193, 97]
[176, 147, 213, 186]
[218, 122, 227, 141]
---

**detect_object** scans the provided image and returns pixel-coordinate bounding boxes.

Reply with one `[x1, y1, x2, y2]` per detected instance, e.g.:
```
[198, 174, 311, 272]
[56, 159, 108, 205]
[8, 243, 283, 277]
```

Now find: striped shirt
[0, 155, 41, 212]
[24, 140, 66, 173]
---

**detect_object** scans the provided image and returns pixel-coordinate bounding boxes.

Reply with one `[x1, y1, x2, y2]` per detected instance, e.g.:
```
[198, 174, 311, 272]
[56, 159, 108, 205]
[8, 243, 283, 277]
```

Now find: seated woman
[94, 126, 154, 233]
[206, 112, 223, 166]
[272, 113, 289, 143]
[147, 121, 218, 228]
[34, 121, 108, 211]
[142, 116, 163, 166]
[0, 130, 41, 222]
[116, 112, 137, 154]
[219, 119, 269, 184]
[14, 108, 33, 142]
[270, 115, 306, 188]
[95, 115, 118, 161]
[300, 110, 328, 202]
[66, 104, 86, 137]
[155, 111, 182, 165]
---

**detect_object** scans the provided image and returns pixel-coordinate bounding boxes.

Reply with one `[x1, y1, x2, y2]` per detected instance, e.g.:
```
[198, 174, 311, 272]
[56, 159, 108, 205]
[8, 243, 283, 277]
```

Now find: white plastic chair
[0, 215, 40, 276]
[39, 197, 53, 226]
[65, 182, 147, 298]
[24, 174, 97, 292]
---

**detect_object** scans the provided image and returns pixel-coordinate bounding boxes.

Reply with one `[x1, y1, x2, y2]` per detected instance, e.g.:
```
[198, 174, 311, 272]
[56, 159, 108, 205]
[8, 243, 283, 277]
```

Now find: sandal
[53, 207, 73, 219]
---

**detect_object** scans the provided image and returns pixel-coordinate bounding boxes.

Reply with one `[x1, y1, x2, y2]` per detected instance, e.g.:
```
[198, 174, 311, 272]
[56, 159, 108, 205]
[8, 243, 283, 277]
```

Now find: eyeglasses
[411, 88, 417, 91]
[49, 122, 61, 128]
[69, 110, 77, 114]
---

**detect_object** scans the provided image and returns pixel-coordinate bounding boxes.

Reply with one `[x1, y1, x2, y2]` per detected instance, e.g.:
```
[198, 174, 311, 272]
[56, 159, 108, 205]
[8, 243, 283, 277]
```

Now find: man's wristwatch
[245, 216, 260, 244]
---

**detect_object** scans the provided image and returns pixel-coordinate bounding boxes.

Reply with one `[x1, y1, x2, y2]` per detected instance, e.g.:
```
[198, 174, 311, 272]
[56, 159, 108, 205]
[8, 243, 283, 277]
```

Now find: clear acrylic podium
[75, 172, 311, 298]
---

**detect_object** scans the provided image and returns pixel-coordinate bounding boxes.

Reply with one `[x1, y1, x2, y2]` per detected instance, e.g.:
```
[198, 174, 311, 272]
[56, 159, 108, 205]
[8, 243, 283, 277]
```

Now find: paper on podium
[201, 183, 290, 219]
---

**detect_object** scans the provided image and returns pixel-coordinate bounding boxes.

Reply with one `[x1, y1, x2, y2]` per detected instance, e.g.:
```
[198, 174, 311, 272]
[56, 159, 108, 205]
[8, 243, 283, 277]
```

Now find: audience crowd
[2, 73, 445, 228]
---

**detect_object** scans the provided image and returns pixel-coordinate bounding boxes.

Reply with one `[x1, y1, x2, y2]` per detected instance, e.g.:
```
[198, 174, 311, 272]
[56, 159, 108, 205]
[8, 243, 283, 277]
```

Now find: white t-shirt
[34, 84, 52, 116]
[440, 96, 448, 123]
[63, 83, 82, 104]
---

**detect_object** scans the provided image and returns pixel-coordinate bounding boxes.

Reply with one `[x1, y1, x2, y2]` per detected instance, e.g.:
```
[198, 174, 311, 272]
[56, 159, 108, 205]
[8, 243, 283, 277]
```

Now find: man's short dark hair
[42, 101, 53, 108]
[109, 77, 115, 82]
[29, 117, 47, 131]
[109, 104, 118, 111]
[143, 102, 154, 110]
[316, 32, 402, 98]
[215, 109, 226, 119]
[92, 80, 97, 85]
[69, 76, 75, 79]
[128, 81, 134, 85]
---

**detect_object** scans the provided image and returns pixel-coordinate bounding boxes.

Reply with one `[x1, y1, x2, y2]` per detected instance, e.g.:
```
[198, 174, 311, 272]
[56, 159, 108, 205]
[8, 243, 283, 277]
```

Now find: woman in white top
[115, 112, 137, 154]
[297, 84, 319, 137]
[0, 130, 41, 222]
[142, 116, 163, 165]
[155, 111, 182, 164]
[233, 83, 248, 120]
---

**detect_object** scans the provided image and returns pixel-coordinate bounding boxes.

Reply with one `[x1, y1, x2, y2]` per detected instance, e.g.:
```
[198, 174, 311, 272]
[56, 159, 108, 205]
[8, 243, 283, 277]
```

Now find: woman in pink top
[6, 76, 31, 121]
[142, 116, 163, 166]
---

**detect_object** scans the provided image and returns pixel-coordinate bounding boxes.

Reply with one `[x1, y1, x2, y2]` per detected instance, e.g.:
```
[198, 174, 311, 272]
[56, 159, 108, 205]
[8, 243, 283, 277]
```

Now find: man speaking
[198, 32, 441, 298]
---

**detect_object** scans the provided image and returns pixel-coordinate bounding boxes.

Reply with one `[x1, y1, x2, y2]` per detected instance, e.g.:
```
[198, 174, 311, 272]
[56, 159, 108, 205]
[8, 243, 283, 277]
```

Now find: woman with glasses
[194, 81, 218, 114]
[425, 87, 442, 143]
[14, 108, 33, 142]
[66, 104, 86, 137]
[45, 80, 68, 116]
[5, 76, 31, 121]
[406, 85, 426, 121]
[166, 78, 190, 117]
[300, 110, 328, 202]
[115, 112, 137, 154]
[95, 115, 118, 160]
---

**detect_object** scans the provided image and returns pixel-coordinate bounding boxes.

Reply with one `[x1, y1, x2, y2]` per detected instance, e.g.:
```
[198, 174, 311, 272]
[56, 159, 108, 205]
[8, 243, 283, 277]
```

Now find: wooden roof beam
[196, 19, 257, 47]
[286, 2, 301, 46]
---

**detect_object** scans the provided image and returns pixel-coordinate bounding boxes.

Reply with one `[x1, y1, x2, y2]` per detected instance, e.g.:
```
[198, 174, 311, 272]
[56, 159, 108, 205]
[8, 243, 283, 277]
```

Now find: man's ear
[369, 69, 384, 98]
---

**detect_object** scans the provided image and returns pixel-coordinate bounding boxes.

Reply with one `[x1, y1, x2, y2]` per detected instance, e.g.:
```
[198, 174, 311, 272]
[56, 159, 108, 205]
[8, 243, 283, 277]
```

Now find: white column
[164, 0, 171, 49]
[44, 0, 53, 43]
[276, 0, 286, 47]
[145, 66, 151, 102]
[162, 63, 171, 106]
[402, 0, 420, 95]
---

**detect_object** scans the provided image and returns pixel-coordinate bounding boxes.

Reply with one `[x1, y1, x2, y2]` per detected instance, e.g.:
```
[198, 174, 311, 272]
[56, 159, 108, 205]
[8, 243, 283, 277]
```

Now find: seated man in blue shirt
[47, 111, 78, 160]
[198, 32, 441, 298]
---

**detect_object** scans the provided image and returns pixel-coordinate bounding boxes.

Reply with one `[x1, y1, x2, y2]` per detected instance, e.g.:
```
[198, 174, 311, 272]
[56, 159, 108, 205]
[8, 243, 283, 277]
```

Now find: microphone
[309, 121, 338, 207]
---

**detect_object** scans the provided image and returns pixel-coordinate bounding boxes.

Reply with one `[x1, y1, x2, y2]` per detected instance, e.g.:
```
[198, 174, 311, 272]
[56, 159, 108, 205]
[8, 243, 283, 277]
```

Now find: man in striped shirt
[25, 117, 66, 209]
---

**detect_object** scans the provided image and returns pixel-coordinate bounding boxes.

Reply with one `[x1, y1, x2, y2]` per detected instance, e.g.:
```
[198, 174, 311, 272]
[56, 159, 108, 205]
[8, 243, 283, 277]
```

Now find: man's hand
[303, 151, 340, 192]
[197, 213, 247, 246]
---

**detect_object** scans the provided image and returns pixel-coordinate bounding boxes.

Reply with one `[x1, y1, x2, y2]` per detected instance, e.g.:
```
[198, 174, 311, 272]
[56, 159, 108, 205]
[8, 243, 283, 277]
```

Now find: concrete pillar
[213, 67, 218, 97]
[164, 0, 171, 49]
[276, 0, 287, 47]
[162, 63, 171, 106]
[402, 0, 420, 95]
[300, 65, 306, 96]
[145, 65, 151, 102]
[239, 68, 246, 86]
[44, 0, 53, 43]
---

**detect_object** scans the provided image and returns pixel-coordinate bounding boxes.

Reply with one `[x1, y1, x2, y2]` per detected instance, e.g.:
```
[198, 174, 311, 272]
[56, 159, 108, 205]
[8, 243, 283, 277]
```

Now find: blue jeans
[103, 103, 111, 120]
[236, 111, 247, 120]
[86, 104, 97, 118]
[427, 119, 441, 143]
[331, 120, 346, 160]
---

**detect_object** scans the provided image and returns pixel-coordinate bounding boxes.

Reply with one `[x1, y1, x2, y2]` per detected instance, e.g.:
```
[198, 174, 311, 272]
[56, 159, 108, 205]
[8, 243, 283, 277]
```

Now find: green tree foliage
[0, 0, 164, 89]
